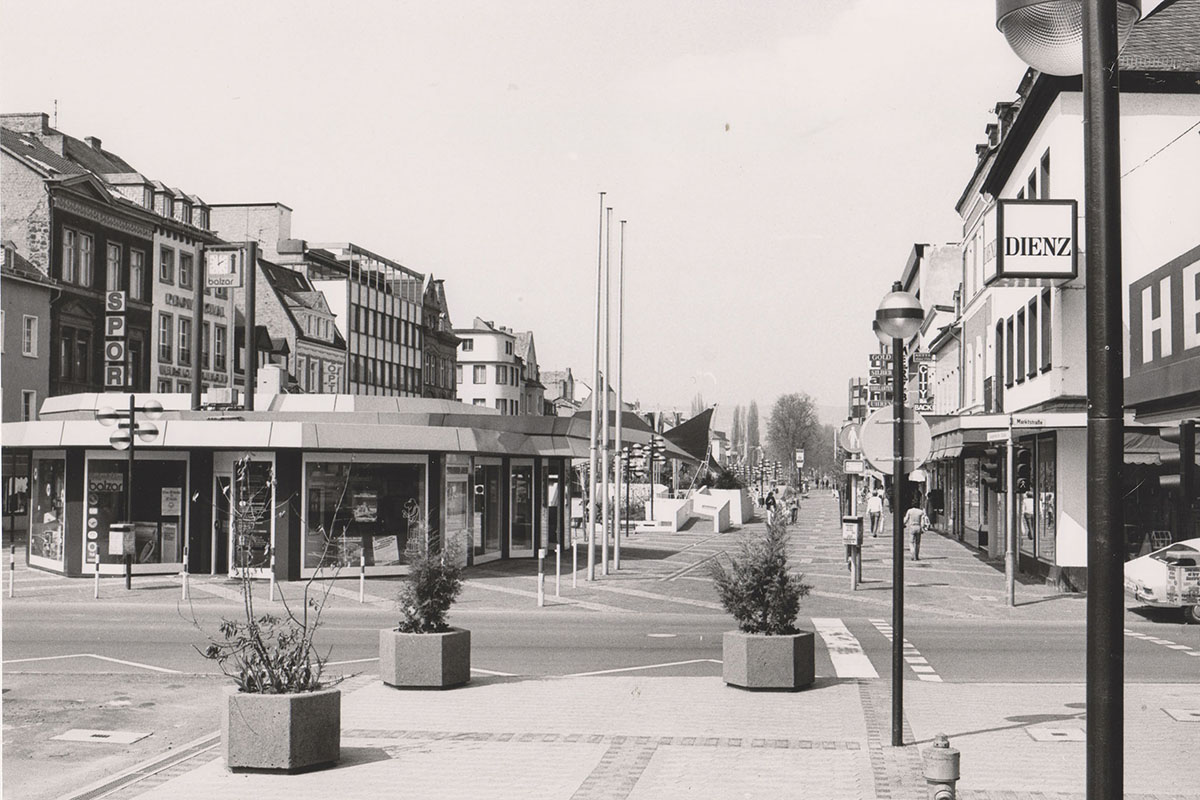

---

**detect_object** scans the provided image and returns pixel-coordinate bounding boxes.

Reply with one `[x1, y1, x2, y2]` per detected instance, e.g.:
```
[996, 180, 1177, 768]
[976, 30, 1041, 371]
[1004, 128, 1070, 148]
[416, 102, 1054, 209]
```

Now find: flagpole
[588, 192, 604, 581]
[601, 206, 612, 576]
[614, 219, 626, 570]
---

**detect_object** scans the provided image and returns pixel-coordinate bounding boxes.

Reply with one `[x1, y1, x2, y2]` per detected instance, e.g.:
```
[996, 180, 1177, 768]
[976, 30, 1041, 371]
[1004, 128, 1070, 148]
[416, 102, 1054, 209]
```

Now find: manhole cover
[52, 729, 152, 744]
[1163, 708, 1200, 722]
[1026, 727, 1085, 742]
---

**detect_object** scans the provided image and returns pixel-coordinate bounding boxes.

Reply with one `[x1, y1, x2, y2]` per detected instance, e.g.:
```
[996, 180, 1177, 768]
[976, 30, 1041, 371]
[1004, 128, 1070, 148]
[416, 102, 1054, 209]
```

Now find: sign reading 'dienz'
[983, 199, 1078, 286]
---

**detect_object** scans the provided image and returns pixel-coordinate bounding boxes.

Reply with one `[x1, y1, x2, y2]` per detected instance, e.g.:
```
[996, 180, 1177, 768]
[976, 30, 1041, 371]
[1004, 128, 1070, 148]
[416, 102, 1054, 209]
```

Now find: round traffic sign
[838, 422, 863, 454]
[859, 406, 932, 475]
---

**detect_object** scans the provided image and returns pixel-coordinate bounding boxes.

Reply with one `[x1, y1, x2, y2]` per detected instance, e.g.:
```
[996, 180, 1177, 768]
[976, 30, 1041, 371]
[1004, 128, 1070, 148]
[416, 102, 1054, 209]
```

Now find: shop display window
[964, 458, 981, 530]
[30, 457, 66, 566]
[444, 456, 471, 555]
[510, 462, 534, 552]
[304, 460, 426, 569]
[86, 458, 187, 566]
[1036, 435, 1056, 563]
[230, 460, 273, 571]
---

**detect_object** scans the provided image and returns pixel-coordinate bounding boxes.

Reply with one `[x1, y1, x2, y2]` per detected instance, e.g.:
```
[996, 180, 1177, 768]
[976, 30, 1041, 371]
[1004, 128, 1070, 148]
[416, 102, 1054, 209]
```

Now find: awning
[1123, 431, 1190, 465]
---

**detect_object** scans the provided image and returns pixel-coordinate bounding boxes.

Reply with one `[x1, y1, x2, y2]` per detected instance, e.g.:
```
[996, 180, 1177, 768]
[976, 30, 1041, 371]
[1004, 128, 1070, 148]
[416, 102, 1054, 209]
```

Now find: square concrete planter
[222, 686, 340, 771]
[722, 630, 815, 691]
[380, 627, 471, 688]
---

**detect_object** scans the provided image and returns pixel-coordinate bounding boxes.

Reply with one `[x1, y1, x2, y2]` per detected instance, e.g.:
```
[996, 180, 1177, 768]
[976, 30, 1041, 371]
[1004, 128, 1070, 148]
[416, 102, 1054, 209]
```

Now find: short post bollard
[268, 549, 277, 602]
[93, 558, 100, 599]
[922, 733, 960, 800]
[555, 544, 561, 597]
[181, 547, 190, 601]
[572, 541, 578, 589]
[359, 553, 366, 603]
[9, 543, 15, 598]
[537, 548, 546, 607]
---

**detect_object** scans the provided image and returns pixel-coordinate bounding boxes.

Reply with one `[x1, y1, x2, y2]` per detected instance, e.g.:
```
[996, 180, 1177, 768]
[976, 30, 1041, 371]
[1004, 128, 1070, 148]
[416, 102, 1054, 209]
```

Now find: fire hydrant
[922, 733, 960, 800]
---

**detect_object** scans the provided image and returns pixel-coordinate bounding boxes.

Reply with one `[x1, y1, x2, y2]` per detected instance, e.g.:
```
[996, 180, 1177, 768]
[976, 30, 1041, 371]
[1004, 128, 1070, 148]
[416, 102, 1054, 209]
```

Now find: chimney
[986, 123, 1000, 147]
[85, 136, 102, 151]
[976, 143, 990, 160]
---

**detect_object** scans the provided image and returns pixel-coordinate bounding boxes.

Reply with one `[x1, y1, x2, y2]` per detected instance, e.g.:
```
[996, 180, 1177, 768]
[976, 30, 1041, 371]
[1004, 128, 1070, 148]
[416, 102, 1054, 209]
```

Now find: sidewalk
[87, 672, 1198, 800]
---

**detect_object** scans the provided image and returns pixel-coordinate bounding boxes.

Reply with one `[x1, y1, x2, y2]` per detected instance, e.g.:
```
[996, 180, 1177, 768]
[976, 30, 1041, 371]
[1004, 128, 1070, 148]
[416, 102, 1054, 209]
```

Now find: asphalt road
[5, 601, 1199, 682]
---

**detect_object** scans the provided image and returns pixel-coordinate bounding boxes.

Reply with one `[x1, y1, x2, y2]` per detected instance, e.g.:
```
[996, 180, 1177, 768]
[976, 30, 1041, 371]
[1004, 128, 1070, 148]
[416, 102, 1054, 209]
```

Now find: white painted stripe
[811, 618, 879, 679]
[1166, 645, 1191, 650]
[2, 653, 180, 673]
[910, 666, 936, 673]
[918, 675, 943, 682]
[470, 667, 518, 676]
[560, 658, 722, 678]
[325, 657, 380, 666]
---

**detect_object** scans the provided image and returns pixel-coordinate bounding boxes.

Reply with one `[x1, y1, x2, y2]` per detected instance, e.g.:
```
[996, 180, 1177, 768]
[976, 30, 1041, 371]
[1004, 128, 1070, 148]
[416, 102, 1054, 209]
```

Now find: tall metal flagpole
[601, 207, 612, 576]
[614, 220, 626, 570]
[588, 192, 604, 581]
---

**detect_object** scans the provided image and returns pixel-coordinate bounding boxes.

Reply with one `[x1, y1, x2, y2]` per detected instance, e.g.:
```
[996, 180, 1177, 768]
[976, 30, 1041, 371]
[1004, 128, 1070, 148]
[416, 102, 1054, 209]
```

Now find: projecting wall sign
[982, 199, 1078, 285]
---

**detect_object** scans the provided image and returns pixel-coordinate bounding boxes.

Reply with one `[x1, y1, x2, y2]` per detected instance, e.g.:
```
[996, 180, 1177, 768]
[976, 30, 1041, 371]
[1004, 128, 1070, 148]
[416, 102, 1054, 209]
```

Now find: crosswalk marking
[869, 618, 943, 682]
[811, 617, 879, 678]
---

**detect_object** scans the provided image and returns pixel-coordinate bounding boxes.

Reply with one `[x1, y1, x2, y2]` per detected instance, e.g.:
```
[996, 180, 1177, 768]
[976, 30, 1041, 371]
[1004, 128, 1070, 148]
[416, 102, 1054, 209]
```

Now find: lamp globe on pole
[995, 0, 1140, 76]
[875, 283, 923, 341]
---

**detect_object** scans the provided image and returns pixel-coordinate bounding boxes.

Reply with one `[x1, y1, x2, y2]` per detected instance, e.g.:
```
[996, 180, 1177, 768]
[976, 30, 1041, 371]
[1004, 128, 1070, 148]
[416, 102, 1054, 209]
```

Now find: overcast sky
[3, 1, 1060, 424]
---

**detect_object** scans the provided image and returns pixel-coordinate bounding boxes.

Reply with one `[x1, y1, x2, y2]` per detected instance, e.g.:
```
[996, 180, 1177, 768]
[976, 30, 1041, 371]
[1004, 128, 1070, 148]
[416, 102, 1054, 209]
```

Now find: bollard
[537, 548, 546, 607]
[922, 733, 960, 800]
[9, 543, 15, 598]
[268, 549, 277, 602]
[93, 558, 100, 599]
[572, 541, 578, 589]
[181, 546, 190, 601]
[359, 553, 366, 603]
[555, 544, 561, 597]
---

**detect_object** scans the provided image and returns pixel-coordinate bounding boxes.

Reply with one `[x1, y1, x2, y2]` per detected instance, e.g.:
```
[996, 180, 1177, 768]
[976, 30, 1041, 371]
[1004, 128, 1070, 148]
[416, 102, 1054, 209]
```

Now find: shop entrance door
[509, 459, 535, 557]
[214, 454, 275, 579]
[473, 460, 503, 564]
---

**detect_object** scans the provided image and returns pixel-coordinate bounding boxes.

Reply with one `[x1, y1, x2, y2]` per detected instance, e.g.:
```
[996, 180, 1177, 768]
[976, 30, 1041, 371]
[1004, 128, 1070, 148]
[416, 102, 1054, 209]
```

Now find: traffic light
[1014, 447, 1033, 494]
[980, 447, 1002, 490]
[1159, 421, 1196, 496]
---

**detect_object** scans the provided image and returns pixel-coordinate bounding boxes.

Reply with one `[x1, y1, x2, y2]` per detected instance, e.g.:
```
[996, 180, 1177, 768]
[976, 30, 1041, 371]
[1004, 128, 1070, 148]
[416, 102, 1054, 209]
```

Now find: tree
[766, 393, 819, 474]
[746, 401, 760, 461]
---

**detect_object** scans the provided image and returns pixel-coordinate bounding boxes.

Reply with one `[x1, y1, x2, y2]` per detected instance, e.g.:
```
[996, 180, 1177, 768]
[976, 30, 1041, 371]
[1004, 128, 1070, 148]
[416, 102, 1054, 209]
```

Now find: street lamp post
[876, 281, 924, 748]
[95, 396, 163, 589]
[994, 3, 1139, 796]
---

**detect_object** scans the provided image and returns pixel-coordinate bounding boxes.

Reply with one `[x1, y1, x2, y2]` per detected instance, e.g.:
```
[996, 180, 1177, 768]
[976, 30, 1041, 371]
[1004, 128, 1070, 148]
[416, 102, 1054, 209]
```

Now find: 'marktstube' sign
[983, 199, 1078, 285]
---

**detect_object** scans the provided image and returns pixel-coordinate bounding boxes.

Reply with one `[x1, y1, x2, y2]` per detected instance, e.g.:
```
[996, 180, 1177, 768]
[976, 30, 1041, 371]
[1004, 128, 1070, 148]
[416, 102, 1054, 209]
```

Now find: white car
[1124, 537, 1200, 623]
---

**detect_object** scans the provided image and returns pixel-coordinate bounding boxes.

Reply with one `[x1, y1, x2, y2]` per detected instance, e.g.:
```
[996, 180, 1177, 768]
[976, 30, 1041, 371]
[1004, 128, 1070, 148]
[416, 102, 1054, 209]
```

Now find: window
[1026, 169, 1036, 200]
[456, 365, 463, 384]
[177, 380, 190, 394]
[159, 313, 173, 362]
[79, 233, 93, 287]
[505, 341, 513, 355]
[496, 365, 506, 384]
[106, 243, 122, 291]
[130, 250, 145, 300]
[62, 229, 77, 283]
[472, 398, 486, 406]
[214, 325, 227, 370]
[297, 356, 307, 389]
[179, 318, 192, 365]
[22, 315, 38, 357]
[1005, 317, 1015, 387]
[58, 325, 92, 383]
[1015, 309, 1026, 382]
[461, 338, 474, 351]
[159, 247, 174, 284]
[308, 359, 318, 392]
[202, 321, 211, 369]
[473, 365, 486, 384]
[178, 252, 193, 291]
[495, 399, 505, 413]
[1040, 289, 1052, 371]
[1027, 299, 1039, 379]
[21, 390, 37, 421]
[158, 379, 173, 393]
[1039, 150, 1050, 199]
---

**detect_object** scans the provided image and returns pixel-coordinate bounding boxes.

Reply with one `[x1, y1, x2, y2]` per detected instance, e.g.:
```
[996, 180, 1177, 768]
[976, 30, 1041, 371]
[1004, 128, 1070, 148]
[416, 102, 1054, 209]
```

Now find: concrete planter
[222, 686, 340, 771]
[380, 627, 471, 689]
[722, 630, 815, 691]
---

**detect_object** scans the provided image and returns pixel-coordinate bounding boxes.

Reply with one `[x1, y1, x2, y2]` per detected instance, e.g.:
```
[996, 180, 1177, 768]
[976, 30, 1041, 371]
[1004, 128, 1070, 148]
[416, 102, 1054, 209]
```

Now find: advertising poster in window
[1036, 436, 1057, 563]
[30, 458, 66, 565]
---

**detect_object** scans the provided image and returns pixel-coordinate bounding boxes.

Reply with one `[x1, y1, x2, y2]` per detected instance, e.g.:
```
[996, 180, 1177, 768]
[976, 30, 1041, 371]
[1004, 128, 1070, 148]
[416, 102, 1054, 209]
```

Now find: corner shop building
[1, 393, 674, 580]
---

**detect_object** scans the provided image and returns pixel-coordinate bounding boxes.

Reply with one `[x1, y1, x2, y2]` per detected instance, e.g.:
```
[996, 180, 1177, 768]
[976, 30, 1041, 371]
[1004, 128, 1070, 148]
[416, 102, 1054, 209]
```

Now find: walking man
[903, 503, 929, 561]
[866, 490, 883, 536]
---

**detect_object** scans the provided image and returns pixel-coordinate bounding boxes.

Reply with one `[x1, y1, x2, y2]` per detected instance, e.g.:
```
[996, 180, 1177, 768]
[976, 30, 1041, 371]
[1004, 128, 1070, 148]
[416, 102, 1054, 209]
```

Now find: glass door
[509, 459, 534, 557]
[214, 453, 275, 578]
[472, 460, 503, 564]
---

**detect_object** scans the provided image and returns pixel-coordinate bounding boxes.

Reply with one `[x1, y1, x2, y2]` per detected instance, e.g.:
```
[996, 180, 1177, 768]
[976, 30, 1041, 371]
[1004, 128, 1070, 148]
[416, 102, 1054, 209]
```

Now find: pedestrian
[903, 503, 929, 561]
[867, 490, 884, 536]
[788, 494, 799, 524]
[764, 490, 777, 524]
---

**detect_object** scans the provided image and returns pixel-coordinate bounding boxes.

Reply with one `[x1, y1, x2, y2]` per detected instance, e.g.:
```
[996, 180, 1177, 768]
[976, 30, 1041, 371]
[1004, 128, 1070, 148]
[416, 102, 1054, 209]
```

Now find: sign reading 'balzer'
[983, 199, 1078, 285]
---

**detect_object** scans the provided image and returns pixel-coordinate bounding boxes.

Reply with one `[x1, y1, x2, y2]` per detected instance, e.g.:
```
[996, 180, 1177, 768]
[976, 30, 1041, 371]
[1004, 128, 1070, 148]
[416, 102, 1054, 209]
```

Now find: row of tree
[729, 393, 838, 481]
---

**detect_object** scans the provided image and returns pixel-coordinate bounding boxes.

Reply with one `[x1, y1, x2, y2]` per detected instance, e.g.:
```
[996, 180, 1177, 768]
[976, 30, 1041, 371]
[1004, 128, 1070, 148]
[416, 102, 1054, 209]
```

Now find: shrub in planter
[194, 456, 343, 771]
[709, 513, 815, 690]
[381, 516, 470, 689]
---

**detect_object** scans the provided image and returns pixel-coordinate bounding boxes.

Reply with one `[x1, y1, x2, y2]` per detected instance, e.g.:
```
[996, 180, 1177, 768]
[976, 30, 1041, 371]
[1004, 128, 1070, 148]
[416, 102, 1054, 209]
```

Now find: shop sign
[164, 292, 227, 318]
[89, 472, 125, 494]
[983, 200, 1078, 285]
[105, 291, 127, 389]
[1127, 244, 1200, 407]
[204, 250, 243, 289]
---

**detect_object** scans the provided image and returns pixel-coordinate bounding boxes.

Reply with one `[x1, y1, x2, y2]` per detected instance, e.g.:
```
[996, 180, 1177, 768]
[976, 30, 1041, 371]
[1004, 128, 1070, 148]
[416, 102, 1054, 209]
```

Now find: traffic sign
[844, 459, 865, 474]
[838, 422, 863, 454]
[859, 406, 932, 475]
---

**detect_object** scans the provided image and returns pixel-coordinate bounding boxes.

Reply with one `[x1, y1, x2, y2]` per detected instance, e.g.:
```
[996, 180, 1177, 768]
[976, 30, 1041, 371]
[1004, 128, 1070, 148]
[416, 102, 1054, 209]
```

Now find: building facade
[454, 318, 525, 414]
[421, 277, 459, 400]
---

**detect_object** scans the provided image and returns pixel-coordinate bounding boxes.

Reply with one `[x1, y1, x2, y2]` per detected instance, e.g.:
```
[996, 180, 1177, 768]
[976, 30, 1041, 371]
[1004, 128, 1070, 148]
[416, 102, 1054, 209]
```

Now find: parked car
[1124, 537, 1200, 623]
